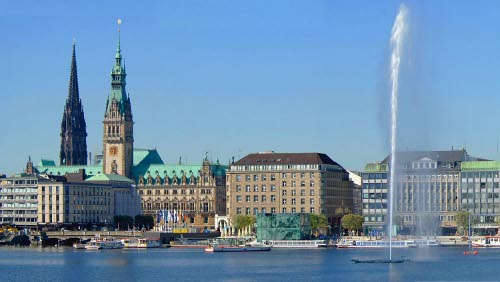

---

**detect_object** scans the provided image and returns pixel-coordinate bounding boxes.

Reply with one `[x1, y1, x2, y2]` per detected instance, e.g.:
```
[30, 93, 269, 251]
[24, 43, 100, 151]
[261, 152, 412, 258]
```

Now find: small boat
[472, 236, 500, 248]
[264, 240, 327, 249]
[205, 244, 272, 252]
[351, 257, 410, 263]
[415, 239, 441, 247]
[73, 243, 86, 249]
[336, 239, 417, 248]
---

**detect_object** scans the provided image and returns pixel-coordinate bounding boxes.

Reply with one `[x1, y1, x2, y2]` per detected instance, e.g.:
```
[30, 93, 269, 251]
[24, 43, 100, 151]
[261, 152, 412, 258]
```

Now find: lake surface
[0, 246, 497, 281]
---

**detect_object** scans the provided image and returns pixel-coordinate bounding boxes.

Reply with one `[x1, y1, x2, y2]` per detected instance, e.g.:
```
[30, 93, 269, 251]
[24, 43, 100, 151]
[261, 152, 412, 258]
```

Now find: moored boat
[472, 236, 500, 248]
[84, 237, 124, 250]
[336, 239, 417, 248]
[73, 243, 86, 249]
[264, 240, 327, 249]
[205, 244, 272, 252]
[121, 238, 161, 248]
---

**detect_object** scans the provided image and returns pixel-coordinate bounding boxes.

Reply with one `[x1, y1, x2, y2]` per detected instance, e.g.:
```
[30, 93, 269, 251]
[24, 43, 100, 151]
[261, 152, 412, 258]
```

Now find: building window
[300, 189, 305, 196]
[310, 181, 315, 187]
[246, 195, 251, 202]
[282, 208, 287, 213]
[291, 208, 296, 213]
[262, 185, 267, 192]
[282, 173, 287, 179]
[261, 174, 267, 181]
[310, 189, 315, 196]
[291, 181, 296, 187]
[271, 185, 276, 191]
[310, 173, 314, 178]
[282, 190, 287, 196]
[254, 185, 259, 192]
[254, 208, 258, 215]
[292, 198, 296, 205]
[261, 195, 267, 202]
[236, 185, 241, 192]
[236, 208, 241, 214]
[254, 195, 258, 202]
[262, 208, 267, 214]
[271, 195, 276, 202]
[271, 207, 276, 214]
[292, 173, 296, 179]
[301, 208, 305, 213]
[310, 198, 315, 205]
[310, 207, 315, 213]
[282, 181, 287, 187]
[291, 190, 296, 196]
[245, 185, 251, 192]
[246, 208, 251, 215]
[300, 181, 305, 187]
[246, 175, 251, 181]
[282, 199, 287, 205]
[301, 198, 305, 205]
[236, 195, 241, 202]
[253, 175, 258, 181]
[271, 174, 276, 181]
[236, 175, 241, 182]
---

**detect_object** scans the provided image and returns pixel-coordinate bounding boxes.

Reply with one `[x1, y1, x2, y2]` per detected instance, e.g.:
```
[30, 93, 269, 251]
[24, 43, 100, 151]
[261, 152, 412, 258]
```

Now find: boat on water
[205, 244, 271, 252]
[472, 236, 500, 248]
[84, 238, 125, 250]
[264, 240, 327, 249]
[415, 239, 440, 247]
[169, 238, 211, 248]
[73, 243, 86, 249]
[336, 239, 417, 248]
[121, 238, 161, 248]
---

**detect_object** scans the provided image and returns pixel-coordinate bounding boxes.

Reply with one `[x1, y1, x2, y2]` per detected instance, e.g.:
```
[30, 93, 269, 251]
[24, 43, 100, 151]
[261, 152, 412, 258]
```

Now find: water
[0, 246, 498, 281]
[388, 4, 408, 261]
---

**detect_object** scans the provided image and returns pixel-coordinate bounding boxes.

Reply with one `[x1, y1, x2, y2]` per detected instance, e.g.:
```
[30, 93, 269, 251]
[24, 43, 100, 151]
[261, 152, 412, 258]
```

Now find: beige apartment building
[226, 152, 355, 232]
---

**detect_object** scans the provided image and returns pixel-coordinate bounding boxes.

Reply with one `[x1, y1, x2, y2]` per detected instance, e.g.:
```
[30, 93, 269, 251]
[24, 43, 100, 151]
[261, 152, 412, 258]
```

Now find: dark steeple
[60, 42, 88, 166]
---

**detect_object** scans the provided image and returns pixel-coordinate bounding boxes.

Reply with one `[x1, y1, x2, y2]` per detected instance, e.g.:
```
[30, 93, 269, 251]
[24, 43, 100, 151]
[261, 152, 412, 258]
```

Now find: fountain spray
[389, 3, 408, 262]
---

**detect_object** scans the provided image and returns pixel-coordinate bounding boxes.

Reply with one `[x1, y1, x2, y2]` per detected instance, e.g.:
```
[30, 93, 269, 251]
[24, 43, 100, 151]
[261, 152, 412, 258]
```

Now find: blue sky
[2, 1, 500, 175]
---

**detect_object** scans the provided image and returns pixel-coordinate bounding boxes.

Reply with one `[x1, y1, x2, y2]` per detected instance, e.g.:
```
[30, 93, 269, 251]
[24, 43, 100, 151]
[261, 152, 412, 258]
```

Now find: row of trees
[113, 215, 154, 230]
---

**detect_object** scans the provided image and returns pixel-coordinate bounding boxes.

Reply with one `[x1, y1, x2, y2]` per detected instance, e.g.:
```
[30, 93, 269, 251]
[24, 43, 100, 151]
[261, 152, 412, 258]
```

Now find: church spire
[60, 41, 88, 166]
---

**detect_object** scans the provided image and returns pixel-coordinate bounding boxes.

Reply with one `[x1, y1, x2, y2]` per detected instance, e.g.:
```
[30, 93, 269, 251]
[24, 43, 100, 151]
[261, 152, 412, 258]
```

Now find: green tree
[232, 215, 256, 230]
[134, 215, 154, 230]
[456, 211, 474, 236]
[114, 215, 133, 230]
[341, 214, 364, 236]
[310, 214, 329, 236]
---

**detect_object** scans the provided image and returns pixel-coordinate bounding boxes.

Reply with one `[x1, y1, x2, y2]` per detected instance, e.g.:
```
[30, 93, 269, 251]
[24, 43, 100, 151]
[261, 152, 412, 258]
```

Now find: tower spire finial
[117, 19, 122, 53]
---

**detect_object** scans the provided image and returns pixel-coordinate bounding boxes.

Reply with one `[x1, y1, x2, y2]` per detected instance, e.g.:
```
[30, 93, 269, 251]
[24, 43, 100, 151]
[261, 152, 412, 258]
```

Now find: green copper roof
[364, 162, 389, 172]
[86, 173, 133, 183]
[39, 159, 56, 167]
[133, 149, 164, 166]
[105, 30, 128, 116]
[34, 164, 102, 176]
[461, 161, 500, 171]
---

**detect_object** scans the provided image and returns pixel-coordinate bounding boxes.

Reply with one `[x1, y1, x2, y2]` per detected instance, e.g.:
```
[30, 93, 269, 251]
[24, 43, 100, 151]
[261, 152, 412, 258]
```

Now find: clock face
[109, 146, 118, 156]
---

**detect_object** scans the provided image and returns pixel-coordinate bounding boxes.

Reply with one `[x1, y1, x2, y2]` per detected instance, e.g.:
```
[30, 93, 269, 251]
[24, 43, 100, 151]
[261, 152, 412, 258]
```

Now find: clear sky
[2, 1, 500, 175]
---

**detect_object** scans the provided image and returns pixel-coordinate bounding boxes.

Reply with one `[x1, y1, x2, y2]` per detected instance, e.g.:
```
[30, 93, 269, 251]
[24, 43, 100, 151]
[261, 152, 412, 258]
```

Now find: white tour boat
[472, 236, 500, 248]
[264, 240, 327, 249]
[84, 238, 125, 250]
[121, 238, 161, 248]
[336, 239, 417, 248]
[205, 244, 271, 252]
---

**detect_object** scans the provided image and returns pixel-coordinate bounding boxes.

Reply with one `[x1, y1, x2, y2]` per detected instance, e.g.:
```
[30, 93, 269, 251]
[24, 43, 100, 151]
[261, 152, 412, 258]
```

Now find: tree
[114, 215, 133, 230]
[232, 215, 255, 230]
[341, 214, 364, 236]
[456, 211, 474, 236]
[310, 214, 329, 236]
[134, 215, 154, 230]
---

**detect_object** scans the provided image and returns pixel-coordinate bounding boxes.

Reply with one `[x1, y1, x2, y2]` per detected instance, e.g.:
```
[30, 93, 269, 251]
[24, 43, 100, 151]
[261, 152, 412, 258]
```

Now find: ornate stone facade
[102, 32, 134, 179]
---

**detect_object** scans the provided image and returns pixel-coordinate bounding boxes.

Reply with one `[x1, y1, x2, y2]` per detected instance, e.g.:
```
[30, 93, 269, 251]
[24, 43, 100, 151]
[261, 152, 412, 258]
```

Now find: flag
[163, 210, 168, 223]
[178, 210, 183, 223]
[174, 210, 178, 223]
[157, 210, 162, 223]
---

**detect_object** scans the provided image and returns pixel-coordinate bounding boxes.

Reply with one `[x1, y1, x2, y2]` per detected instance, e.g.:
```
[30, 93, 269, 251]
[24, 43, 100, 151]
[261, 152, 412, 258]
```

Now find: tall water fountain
[388, 4, 408, 261]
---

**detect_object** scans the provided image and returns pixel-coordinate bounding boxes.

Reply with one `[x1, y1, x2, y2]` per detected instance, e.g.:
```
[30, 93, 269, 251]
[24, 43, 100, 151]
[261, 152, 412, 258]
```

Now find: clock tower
[103, 20, 134, 178]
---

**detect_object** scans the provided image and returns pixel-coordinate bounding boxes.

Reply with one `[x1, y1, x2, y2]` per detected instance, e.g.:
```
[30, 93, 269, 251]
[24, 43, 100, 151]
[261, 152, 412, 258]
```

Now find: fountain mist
[389, 3, 408, 261]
